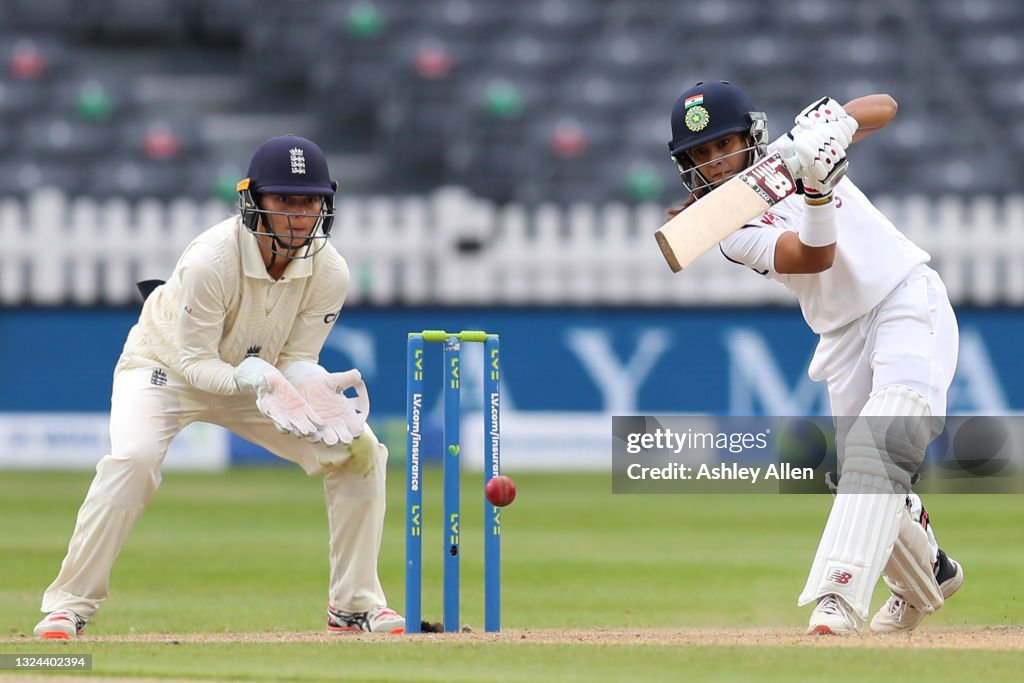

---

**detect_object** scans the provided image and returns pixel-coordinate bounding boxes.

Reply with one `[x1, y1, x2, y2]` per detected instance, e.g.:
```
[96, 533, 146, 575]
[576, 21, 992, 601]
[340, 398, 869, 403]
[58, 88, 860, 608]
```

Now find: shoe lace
[886, 596, 907, 617]
[819, 596, 844, 615]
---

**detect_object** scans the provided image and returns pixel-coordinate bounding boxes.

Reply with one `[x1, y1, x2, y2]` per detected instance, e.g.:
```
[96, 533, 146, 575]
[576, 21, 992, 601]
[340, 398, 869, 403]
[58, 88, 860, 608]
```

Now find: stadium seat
[0, 160, 84, 195]
[933, 0, 1024, 31]
[181, 159, 245, 202]
[86, 158, 189, 199]
[243, 4, 327, 87]
[818, 32, 906, 73]
[879, 115, 948, 158]
[484, 35, 582, 82]
[524, 0, 605, 40]
[3, 0, 88, 35]
[1009, 121, 1024, 155]
[557, 69, 658, 121]
[783, 0, 859, 30]
[118, 118, 204, 161]
[52, 74, 137, 122]
[418, 0, 520, 40]
[0, 123, 15, 155]
[584, 31, 674, 79]
[957, 33, 1024, 77]
[19, 116, 118, 159]
[662, 0, 770, 36]
[192, 0, 253, 45]
[86, 0, 189, 43]
[831, 76, 907, 105]
[623, 106, 673, 159]
[522, 113, 622, 203]
[903, 156, 1017, 196]
[982, 75, 1024, 123]
[0, 77, 50, 119]
[610, 153, 677, 203]
[0, 35, 70, 81]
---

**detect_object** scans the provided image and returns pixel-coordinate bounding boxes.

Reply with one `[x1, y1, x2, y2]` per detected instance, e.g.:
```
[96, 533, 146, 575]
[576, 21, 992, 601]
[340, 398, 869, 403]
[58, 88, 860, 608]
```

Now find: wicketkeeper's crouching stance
[34, 135, 405, 639]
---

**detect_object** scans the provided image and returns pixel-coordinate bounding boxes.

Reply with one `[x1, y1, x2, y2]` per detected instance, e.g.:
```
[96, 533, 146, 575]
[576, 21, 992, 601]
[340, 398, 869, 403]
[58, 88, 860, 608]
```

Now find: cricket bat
[654, 151, 798, 273]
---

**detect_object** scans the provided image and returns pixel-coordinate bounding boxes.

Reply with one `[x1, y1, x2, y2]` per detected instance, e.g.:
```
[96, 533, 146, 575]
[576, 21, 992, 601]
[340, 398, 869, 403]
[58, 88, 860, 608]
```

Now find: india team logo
[685, 105, 710, 132]
[289, 147, 306, 174]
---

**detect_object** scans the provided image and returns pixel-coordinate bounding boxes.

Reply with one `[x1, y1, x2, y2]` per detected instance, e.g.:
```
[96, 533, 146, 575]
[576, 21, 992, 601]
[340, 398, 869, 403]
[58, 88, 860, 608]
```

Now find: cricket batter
[34, 135, 405, 639]
[666, 82, 964, 634]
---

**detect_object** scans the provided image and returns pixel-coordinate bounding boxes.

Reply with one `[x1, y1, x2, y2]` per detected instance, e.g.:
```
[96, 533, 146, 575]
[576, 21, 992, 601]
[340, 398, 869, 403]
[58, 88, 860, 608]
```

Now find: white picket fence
[2, 188, 1023, 306]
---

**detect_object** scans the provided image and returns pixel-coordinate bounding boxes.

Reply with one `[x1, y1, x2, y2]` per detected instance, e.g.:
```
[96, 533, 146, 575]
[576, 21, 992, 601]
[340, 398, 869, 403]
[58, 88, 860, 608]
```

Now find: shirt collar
[240, 224, 314, 281]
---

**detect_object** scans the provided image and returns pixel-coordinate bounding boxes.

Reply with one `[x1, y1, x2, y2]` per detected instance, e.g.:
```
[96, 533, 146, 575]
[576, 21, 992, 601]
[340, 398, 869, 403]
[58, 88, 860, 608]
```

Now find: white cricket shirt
[117, 216, 349, 394]
[720, 157, 929, 334]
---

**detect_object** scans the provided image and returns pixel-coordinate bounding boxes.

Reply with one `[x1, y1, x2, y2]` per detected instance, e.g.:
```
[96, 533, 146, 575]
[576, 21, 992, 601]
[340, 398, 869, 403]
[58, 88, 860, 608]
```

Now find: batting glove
[792, 97, 859, 148]
[284, 362, 370, 449]
[234, 357, 324, 439]
[795, 96, 848, 127]
[774, 133, 801, 178]
[793, 124, 850, 201]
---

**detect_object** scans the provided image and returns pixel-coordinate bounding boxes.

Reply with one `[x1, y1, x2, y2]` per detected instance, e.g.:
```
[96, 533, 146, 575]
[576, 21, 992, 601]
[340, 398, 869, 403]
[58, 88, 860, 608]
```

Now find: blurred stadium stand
[0, 0, 1022, 305]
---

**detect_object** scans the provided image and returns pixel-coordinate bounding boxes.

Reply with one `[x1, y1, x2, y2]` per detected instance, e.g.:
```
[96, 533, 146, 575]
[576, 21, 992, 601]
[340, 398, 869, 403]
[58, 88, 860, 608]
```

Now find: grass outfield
[1, 468, 1022, 681]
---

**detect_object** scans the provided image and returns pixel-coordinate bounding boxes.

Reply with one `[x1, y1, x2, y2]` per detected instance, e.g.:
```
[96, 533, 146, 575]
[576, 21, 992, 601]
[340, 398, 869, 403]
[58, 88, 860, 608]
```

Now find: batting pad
[799, 385, 935, 617]
[882, 507, 943, 613]
[798, 474, 904, 618]
[840, 385, 934, 495]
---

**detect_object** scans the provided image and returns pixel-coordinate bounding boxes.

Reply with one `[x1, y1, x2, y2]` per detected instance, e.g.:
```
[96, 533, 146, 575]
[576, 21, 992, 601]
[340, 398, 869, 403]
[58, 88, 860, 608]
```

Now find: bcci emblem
[685, 105, 710, 132]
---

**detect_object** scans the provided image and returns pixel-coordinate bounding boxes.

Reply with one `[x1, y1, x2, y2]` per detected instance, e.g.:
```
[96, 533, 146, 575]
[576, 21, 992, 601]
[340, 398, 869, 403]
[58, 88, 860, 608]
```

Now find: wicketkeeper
[34, 135, 405, 639]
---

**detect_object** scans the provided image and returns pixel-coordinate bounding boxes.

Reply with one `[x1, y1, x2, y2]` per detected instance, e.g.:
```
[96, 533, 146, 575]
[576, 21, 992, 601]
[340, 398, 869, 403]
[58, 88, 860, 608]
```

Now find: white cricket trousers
[41, 363, 389, 621]
[809, 263, 959, 420]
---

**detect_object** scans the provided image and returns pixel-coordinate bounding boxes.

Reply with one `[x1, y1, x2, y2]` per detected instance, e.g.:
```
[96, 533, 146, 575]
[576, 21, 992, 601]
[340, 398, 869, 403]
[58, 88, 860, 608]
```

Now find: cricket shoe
[327, 603, 405, 634]
[807, 594, 863, 635]
[870, 549, 964, 634]
[33, 610, 86, 640]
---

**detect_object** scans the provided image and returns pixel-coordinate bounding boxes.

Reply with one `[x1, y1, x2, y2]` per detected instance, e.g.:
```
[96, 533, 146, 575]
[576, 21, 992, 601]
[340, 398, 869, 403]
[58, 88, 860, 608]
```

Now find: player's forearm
[844, 94, 897, 142]
[180, 357, 240, 395]
[774, 231, 835, 274]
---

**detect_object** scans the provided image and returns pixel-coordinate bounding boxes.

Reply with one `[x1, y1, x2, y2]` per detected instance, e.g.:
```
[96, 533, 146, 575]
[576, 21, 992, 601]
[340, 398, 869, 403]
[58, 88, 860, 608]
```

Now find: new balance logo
[151, 369, 167, 386]
[289, 147, 306, 174]
[827, 568, 854, 586]
[245, 345, 262, 358]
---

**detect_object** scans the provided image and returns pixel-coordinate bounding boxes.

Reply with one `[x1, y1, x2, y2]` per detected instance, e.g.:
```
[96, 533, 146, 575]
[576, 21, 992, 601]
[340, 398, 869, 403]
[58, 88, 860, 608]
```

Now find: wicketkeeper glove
[283, 362, 370, 449]
[234, 356, 324, 438]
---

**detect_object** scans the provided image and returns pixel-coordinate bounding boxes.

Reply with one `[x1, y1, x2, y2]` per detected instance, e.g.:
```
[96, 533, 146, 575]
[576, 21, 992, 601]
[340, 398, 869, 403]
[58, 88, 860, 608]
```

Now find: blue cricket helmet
[243, 134, 335, 196]
[668, 81, 767, 159]
[667, 81, 768, 195]
[236, 135, 337, 260]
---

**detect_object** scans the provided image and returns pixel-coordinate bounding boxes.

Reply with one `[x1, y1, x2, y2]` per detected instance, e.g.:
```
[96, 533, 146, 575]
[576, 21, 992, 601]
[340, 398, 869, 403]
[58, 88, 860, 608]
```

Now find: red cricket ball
[485, 475, 516, 507]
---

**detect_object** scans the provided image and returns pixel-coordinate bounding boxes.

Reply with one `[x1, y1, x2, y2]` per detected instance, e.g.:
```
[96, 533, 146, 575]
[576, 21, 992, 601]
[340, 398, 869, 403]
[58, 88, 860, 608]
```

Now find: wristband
[799, 200, 837, 247]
